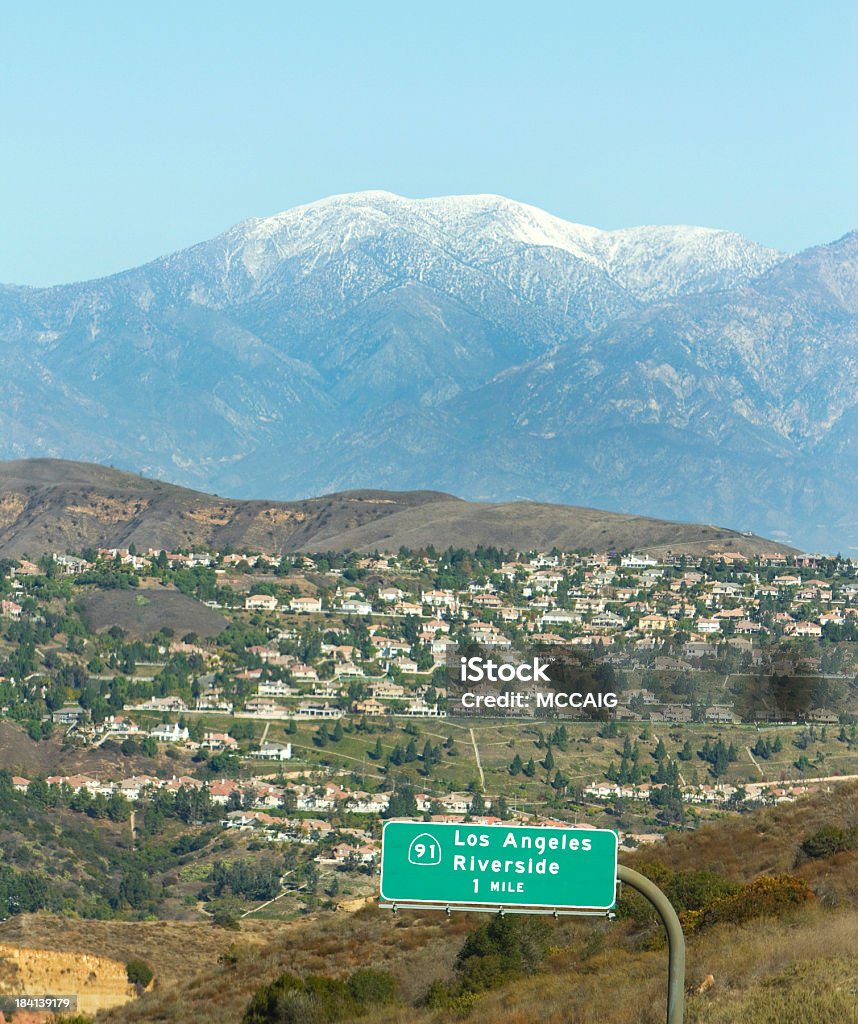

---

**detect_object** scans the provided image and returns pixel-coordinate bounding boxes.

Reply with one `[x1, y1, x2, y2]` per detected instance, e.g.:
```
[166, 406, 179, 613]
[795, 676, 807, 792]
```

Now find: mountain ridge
[0, 458, 797, 558]
[0, 191, 854, 551]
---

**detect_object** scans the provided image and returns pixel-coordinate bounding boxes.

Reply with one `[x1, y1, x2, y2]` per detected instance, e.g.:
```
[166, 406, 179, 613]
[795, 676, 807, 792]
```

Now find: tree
[385, 780, 418, 819]
[107, 791, 132, 822]
[543, 748, 555, 771]
[126, 959, 154, 988]
[313, 726, 328, 748]
[117, 870, 153, 910]
[210, 897, 242, 930]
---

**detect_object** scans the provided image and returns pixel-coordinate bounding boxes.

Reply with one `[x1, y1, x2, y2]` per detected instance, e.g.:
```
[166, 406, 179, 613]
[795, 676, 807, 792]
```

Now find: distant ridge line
[0, 458, 799, 559]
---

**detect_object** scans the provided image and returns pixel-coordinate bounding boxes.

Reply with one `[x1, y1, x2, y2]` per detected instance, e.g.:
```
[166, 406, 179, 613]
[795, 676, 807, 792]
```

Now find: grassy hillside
[2, 781, 854, 1024]
[78, 588, 228, 639]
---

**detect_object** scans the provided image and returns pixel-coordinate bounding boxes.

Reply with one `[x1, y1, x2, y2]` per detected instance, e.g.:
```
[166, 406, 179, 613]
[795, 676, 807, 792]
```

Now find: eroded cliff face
[0, 943, 142, 1016]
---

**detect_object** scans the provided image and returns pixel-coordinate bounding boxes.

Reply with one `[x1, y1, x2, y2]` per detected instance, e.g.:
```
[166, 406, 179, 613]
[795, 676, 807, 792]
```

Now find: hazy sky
[2, 1, 856, 285]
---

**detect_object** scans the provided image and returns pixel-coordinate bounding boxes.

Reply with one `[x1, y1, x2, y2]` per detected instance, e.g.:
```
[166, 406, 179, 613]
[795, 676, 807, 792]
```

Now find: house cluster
[584, 772, 853, 807]
[227, 551, 858, 652]
[33, 545, 854, 647]
[6, 547, 856, 734]
[81, 713, 293, 759]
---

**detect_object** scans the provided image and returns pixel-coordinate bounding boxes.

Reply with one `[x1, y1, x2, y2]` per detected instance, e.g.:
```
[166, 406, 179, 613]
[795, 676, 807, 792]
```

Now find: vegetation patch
[242, 967, 398, 1024]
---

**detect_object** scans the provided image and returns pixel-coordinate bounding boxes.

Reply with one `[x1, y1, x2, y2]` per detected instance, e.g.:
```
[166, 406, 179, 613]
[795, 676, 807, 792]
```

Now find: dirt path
[746, 745, 764, 775]
[470, 728, 485, 790]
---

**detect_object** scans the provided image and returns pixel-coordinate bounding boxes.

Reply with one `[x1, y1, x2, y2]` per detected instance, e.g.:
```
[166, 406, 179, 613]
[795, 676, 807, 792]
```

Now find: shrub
[456, 913, 552, 978]
[699, 874, 814, 929]
[347, 968, 397, 1005]
[242, 967, 399, 1024]
[210, 897, 242, 930]
[617, 863, 739, 923]
[425, 913, 553, 1009]
[126, 958, 154, 987]
[799, 825, 858, 860]
[620, 864, 812, 936]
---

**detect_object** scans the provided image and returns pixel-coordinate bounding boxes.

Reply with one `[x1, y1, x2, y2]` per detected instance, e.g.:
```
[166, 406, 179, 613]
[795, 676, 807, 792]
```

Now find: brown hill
[0, 458, 798, 558]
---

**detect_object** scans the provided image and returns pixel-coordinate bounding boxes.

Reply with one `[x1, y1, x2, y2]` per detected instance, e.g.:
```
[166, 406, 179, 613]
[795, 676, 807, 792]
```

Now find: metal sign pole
[617, 865, 685, 1024]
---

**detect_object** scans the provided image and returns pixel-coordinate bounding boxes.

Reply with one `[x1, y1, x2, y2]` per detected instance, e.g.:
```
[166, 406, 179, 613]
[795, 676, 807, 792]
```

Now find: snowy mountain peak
[0, 194, 853, 552]
[208, 190, 784, 302]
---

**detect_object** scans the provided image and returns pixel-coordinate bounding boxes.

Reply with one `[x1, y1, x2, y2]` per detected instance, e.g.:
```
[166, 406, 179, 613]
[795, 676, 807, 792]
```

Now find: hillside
[0, 459, 797, 558]
[1, 780, 854, 1024]
[0, 192, 854, 550]
[78, 589, 228, 639]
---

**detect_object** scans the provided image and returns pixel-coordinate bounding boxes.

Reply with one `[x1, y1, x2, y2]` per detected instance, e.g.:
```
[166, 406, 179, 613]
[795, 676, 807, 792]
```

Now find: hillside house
[250, 741, 293, 761]
[150, 722, 190, 743]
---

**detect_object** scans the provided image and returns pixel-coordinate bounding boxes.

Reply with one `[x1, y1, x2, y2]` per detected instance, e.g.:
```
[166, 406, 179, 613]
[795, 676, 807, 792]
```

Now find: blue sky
[1, 1, 856, 285]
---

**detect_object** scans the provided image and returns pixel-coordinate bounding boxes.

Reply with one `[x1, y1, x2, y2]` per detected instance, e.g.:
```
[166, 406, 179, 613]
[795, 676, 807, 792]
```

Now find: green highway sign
[380, 822, 618, 911]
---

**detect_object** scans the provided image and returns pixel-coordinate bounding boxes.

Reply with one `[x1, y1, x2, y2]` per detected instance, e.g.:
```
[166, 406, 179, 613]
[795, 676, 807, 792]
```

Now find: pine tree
[543, 747, 555, 771]
[509, 753, 524, 775]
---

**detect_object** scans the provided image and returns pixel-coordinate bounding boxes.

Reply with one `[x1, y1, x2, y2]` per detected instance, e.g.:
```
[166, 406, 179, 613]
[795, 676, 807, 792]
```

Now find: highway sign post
[380, 821, 618, 912]
[379, 822, 685, 1023]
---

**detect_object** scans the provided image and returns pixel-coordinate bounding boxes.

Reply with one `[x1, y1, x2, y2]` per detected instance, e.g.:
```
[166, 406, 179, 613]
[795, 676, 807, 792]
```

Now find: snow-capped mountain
[166, 190, 784, 306]
[0, 192, 854, 551]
